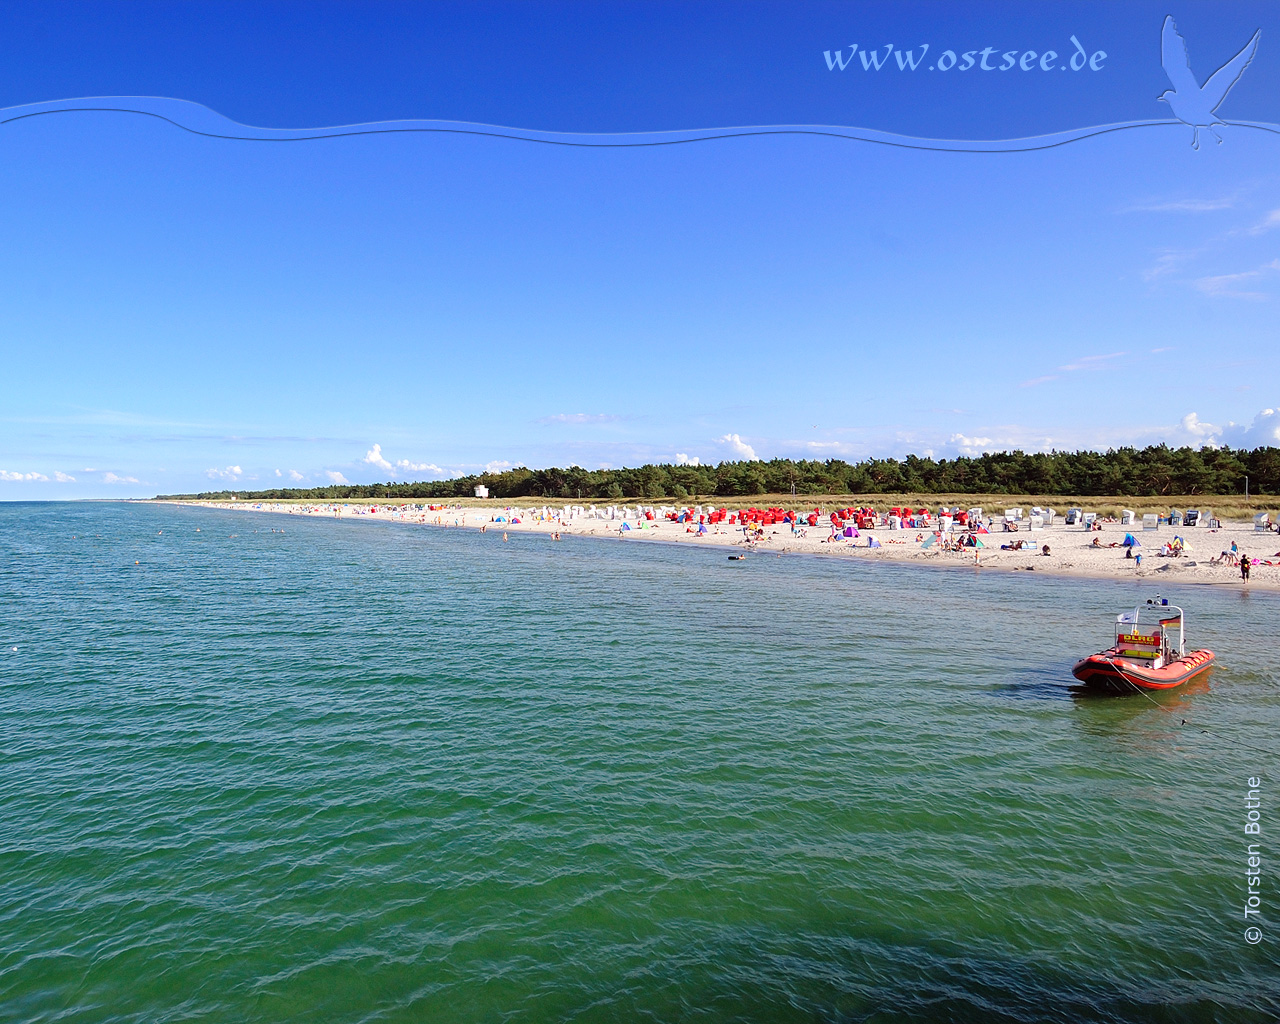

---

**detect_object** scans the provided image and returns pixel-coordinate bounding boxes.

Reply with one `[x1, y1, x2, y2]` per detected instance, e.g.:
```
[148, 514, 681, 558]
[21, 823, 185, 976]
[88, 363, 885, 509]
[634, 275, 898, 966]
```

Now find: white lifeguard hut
[474, 484, 489, 498]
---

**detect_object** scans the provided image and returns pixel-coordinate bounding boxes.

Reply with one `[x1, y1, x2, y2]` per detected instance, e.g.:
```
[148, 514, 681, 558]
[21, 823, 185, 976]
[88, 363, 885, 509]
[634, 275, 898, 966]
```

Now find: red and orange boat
[1072, 598, 1215, 693]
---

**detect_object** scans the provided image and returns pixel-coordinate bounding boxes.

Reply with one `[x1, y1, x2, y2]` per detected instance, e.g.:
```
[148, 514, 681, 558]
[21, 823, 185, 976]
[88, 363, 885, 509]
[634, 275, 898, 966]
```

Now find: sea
[2, 501, 1278, 1023]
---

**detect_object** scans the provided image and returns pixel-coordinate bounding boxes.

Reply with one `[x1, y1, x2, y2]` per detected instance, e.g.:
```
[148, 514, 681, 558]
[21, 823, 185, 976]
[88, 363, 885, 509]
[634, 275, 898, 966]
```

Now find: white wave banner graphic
[4, 96, 1279, 153]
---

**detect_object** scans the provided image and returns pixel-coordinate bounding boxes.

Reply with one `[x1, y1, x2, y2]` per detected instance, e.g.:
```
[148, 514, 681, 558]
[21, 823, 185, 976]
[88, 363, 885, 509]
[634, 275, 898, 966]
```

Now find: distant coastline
[154, 446, 1280, 506]
[161, 497, 1280, 593]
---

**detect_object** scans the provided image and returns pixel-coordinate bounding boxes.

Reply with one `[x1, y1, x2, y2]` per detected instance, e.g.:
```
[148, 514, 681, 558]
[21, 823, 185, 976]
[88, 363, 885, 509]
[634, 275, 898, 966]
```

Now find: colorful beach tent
[1122, 533, 1139, 547]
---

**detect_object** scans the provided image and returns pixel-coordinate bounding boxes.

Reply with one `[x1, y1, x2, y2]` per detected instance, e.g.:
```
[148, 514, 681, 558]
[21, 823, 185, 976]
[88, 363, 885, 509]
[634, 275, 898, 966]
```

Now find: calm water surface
[2, 502, 1278, 1022]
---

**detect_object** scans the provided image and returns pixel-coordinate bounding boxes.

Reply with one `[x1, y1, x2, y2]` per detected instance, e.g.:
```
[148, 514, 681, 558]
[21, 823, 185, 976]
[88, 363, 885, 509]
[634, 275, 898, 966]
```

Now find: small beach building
[474, 485, 489, 498]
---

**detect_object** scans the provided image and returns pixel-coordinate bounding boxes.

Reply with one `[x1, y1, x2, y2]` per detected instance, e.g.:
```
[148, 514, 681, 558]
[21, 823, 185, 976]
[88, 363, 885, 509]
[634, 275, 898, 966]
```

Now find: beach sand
[161, 499, 1280, 591]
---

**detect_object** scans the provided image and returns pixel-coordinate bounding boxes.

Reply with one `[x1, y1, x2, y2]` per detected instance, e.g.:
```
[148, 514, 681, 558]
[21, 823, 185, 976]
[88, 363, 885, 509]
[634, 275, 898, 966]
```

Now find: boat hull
[1071, 649, 1215, 692]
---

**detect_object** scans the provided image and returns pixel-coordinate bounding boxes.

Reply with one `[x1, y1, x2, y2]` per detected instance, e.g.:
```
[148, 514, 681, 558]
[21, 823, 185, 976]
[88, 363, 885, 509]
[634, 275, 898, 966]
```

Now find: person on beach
[1241, 555, 1250, 584]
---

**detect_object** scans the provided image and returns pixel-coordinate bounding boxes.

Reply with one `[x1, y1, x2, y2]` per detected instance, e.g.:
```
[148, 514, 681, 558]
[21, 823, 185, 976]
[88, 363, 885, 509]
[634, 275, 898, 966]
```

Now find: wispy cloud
[54, 471, 75, 482]
[288, 470, 304, 482]
[1126, 196, 1236, 213]
[103, 472, 140, 484]
[1142, 248, 1200, 283]
[205, 465, 243, 480]
[0, 469, 49, 482]
[1020, 352, 1126, 387]
[675, 453, 701, 466]
[484, 460, 513, 474]
[1247, 209, 1280, 235]
[1195, 259, 1280, 300]
[538, 413, 620, 425]
[1057, 351, 1127, 372]
[325, 471, 349, 484]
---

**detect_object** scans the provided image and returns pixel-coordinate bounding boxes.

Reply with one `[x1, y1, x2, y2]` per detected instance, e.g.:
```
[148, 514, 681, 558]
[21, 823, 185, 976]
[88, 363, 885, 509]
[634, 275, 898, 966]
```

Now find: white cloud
[54, 471, 75, 483]
[0, 470, 48, 482]
[364, 443, 445, 478]
[103, 472, 140, 484]
[275, 469, 282, 477]
[396, 459, 444, 475]
[1174, 408, 1280, 448]
[1195, 259, 1280, 300]
[325, 471, 350, 484]
[205, 465, 243, 481]
[1180, 412, 1220, 440]
[363, 444, 394, 473]
[948, 434, 996, 457]
[485, 460, 513, 474]
[1235, 408, 1280, 446]
[716, 433, 757, 460]
[288, 470, 304, 482]
[675, 453, 701, 466]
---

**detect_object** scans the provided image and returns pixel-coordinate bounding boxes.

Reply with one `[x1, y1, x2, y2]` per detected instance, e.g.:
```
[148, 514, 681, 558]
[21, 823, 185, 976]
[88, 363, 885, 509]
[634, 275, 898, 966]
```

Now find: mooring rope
[1098, 655, 1183, 716]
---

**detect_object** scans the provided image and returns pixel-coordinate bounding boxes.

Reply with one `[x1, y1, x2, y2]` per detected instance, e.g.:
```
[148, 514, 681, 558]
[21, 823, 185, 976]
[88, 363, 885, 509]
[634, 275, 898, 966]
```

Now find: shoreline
[156, 499, 1280, 592]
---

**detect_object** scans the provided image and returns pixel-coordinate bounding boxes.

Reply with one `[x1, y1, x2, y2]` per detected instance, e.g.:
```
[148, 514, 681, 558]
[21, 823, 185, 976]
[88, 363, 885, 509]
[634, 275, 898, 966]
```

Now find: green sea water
[2, 501, 1278, 1022]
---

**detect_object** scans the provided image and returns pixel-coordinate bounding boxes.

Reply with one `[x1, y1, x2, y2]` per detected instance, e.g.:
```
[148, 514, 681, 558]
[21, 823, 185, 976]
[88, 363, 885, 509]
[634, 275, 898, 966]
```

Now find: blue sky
[1, 1, 1278, 497]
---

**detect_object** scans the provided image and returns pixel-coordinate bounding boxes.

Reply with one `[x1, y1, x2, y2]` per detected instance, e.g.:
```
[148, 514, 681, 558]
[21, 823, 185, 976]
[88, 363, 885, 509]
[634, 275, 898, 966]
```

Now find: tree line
[159, 445, 1280, 502]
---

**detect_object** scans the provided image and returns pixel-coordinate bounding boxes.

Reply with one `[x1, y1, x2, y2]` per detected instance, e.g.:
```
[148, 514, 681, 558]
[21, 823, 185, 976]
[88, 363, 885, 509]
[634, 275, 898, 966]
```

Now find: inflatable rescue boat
[1072, 598, 1215, 693]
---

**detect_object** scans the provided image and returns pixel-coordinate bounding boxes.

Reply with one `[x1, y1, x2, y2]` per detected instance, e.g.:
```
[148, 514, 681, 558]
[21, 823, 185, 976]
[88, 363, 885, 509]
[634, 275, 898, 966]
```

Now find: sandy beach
[161, 499, 1280, 591]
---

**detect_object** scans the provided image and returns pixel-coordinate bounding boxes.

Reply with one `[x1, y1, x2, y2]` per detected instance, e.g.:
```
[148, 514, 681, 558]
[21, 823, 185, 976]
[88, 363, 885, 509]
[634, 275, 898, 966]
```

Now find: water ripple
[1, 502, 1278, 1022]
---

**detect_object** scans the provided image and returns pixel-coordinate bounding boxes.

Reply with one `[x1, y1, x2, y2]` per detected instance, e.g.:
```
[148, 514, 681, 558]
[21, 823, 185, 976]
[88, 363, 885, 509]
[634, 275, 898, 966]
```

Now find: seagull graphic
[1159, 15, 1260, 149]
